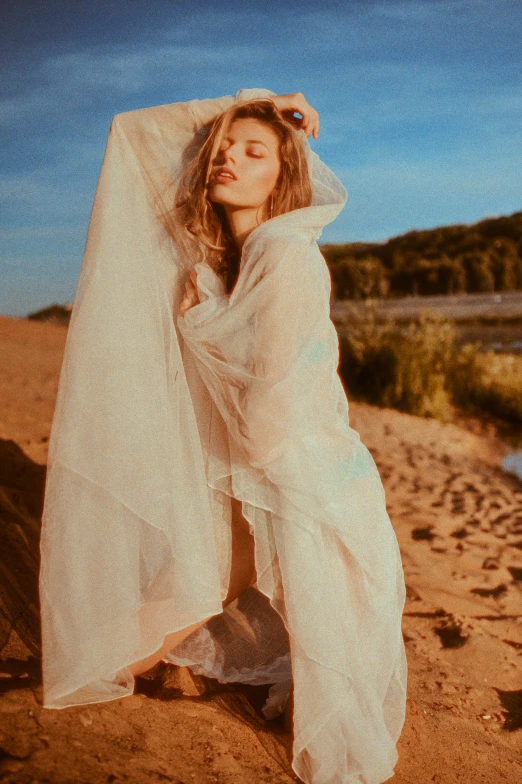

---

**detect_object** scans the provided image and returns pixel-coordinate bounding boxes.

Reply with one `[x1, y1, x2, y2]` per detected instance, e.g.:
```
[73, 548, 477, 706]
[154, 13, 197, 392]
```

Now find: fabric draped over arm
[179, 237, 330, 461]
[179, 235, 377, 538]
[38, 89, 277, 712]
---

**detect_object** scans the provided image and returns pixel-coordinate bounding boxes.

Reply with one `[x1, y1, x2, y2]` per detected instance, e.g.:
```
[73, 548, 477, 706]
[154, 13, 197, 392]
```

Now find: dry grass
[338, 303, 522, 424]
[451, 346, 522, 423]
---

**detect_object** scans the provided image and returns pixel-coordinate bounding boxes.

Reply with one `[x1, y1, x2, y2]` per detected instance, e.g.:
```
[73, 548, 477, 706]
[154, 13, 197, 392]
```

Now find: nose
[217, 144, 236, 166]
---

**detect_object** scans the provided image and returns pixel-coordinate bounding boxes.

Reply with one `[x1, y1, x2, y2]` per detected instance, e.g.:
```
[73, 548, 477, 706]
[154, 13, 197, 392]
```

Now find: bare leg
[128, 495, 257, 678]
[284, 683, 294, 734]
[223, 495, 257, 605]
[127, 617, 214, 677]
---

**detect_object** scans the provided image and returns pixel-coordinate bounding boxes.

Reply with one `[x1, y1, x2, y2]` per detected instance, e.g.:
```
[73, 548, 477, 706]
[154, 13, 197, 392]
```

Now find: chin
[208, 185, 232, 205]
[208, 194, 242, 210]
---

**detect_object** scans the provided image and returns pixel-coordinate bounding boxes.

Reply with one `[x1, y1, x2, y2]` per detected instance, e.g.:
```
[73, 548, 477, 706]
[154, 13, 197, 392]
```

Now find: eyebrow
[223, 136, 269, 149]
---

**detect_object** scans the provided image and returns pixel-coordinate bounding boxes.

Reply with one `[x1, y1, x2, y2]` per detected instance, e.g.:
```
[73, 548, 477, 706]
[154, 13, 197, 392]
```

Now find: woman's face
[207, 118, 281, 214]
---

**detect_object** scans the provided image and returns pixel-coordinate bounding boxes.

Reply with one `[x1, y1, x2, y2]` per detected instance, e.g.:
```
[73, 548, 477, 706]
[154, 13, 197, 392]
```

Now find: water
[500, 431, 522, 480]
[502, 449, 522, 480]
[331, 291, 522, 355]
[455, 324, 522, 355]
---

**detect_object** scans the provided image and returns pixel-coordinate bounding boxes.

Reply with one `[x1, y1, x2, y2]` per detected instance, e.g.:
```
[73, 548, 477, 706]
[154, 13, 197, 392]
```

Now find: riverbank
[332, 290, 522, 354]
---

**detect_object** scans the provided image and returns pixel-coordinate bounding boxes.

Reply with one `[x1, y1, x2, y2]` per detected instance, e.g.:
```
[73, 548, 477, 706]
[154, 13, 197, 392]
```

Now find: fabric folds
[39, 87, 407, 784]
[175, 225, 407, 784]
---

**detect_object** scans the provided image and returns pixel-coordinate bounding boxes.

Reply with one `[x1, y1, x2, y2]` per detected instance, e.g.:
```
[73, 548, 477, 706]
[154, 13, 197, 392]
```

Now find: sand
[0, 313, 521, 783]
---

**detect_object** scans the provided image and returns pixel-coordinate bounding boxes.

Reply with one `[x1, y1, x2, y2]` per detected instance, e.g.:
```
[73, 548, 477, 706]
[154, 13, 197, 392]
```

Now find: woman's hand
[271, 93, 320, 140]
[179, 270, 200, 317]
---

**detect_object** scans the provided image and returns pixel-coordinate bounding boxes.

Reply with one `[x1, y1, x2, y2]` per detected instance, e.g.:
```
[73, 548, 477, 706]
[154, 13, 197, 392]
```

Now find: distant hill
[27, 303, 73, 325]
[321, 211, 522, 299]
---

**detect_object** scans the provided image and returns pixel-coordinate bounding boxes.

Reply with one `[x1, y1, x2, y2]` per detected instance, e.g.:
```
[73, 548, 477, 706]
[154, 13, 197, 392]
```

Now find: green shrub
[449, 346, 522, 423]
[339, 303, 456, 420]
[338, 303, 522, 424]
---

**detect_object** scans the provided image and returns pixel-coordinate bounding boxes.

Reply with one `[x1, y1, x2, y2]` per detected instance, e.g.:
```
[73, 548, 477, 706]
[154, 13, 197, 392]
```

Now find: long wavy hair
[175, 99, 313, 293]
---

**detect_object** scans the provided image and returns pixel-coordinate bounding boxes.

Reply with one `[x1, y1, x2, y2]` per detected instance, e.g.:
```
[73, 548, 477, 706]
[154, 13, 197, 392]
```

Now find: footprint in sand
[433, 612, 470, 649]
[470, 583, 508, 598]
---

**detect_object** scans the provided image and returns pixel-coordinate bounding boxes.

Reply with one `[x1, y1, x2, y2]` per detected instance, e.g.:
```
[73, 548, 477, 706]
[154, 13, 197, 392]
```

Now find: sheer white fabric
[39, 87, 407, 784]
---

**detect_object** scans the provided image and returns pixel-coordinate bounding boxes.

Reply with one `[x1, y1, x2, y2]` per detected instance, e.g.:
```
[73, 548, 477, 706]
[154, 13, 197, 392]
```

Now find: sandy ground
[1, 312, 521, 784]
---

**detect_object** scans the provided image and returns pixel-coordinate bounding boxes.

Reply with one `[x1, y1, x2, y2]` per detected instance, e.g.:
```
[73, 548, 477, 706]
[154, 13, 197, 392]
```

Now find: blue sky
[1, 0, 521, 316]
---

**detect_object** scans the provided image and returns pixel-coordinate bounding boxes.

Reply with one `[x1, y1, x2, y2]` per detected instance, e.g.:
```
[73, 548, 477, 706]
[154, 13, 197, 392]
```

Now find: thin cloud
[331, 155, 522, 242]
[0, 257, 25, 266]
[0, 175, 49, 201]
[0, 227, 81, 241]
[0, 253, 80, 274]
[0, 42, 264, 127]
[42, 44, 263, 91]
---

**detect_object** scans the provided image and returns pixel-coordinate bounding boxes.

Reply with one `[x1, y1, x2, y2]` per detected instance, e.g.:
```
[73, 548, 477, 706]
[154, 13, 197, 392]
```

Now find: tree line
[321, 211, 522, 299]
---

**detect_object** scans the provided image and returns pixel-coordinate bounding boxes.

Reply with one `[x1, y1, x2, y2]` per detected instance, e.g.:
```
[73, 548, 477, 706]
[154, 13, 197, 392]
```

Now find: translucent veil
[39, 88, 407, 784]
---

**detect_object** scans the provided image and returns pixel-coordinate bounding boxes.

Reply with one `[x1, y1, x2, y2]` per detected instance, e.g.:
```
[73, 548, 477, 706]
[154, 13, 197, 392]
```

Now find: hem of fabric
[201, 466, 405, 784]
[42, 681, 135, 711]
[41, 604, 224, 710]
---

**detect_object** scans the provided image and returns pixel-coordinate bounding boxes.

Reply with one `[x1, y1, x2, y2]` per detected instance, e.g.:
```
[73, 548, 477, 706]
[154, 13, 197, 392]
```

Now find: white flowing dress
[39, 87, 407, 784]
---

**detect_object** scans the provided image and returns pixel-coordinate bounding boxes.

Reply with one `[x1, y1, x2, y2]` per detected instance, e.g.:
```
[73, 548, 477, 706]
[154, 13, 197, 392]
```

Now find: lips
[213, 166, 237, 182]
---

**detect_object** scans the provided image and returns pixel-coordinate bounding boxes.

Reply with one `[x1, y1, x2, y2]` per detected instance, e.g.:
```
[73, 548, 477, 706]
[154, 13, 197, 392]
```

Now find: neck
[224, 205, 267, 251]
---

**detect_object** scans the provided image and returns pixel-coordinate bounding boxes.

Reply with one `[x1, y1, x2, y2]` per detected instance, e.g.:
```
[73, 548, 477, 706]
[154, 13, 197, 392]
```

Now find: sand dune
[0, 313, 521, 783]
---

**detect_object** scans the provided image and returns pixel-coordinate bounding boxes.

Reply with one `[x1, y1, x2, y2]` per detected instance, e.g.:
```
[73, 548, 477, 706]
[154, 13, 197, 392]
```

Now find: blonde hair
[175, 99, 313, 293]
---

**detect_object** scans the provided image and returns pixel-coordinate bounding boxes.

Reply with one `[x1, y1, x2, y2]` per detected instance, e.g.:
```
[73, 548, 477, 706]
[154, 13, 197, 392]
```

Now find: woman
[126, 95, 319, 678]
[39, 88, 407, 784]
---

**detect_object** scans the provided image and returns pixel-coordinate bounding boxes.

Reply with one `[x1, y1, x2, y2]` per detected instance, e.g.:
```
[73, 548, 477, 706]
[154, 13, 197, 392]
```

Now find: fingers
[272, 92, 320, 140]
[290, 106, 320, 139]
[302, 107, 320, 140]
[292, 93, 319, 139]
